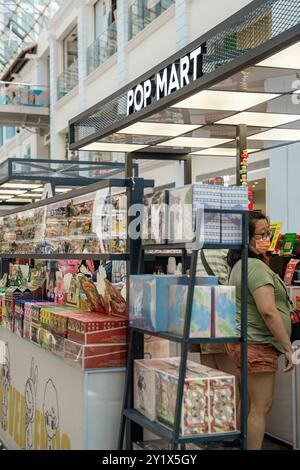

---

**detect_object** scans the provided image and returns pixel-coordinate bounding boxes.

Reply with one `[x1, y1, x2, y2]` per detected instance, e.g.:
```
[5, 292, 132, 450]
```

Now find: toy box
[5, 287, 33, 332]
[221, 186, 248, 244]
[31, 323, 40, 345]
[134, 359, 168, 421]
[142, 190, 168, 245]
[168, 285, 212, 337]
[168, 184, 221, 244]
[129, 275, 187, 332]
[144, 336, 170, 359]
[64, 339, 127, 369]
[39, 328, 53, 352]
[14, 299, 35, 337]
[212, 286, 236, 337]
[67, 312, 127, 344]
[51, 333, 65, 357]
[155, 359, 236, 435]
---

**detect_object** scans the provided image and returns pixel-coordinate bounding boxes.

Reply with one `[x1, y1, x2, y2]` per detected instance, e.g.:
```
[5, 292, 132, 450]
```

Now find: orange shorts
[226, 343, 280, 374]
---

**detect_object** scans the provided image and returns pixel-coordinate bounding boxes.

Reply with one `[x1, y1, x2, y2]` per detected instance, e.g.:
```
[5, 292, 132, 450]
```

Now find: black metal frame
[118, 208, 249, 450]
[69, 0, 300, 152]
[0, 157, 139, 187]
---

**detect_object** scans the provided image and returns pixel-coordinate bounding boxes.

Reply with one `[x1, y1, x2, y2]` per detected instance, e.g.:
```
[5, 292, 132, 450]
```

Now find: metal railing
[129, 0, 175, 40]
[57, 59, 79, 100]
[87, 22, 117, 75]
[0, 81, 49, 107]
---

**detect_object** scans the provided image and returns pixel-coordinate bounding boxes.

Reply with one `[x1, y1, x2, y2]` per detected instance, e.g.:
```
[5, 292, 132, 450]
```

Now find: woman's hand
[284, 350, 294, 372]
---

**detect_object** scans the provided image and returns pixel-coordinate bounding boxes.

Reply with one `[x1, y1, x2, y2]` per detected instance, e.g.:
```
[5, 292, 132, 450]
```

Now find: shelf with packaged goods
[0, 253, 130, 260]
[124, 409, 241, 444]
[130, 327, 241, 344]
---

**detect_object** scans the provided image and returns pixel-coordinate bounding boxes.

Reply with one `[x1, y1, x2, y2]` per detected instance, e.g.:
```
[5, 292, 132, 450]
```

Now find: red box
[67, 312, 127, 344]
[64, 339, 127, 369]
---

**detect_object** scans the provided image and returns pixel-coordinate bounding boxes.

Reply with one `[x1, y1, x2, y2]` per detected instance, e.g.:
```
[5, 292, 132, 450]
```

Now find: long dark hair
[227, 211, 269, 269]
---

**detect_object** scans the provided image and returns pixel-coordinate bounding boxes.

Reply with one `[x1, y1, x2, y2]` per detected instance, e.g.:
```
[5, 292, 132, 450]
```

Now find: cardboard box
[51, 333, 65, 358]
[23, 320, 31, 341]
[212, 286, 236, 337]
[64, 339, 127, 369]
[129, 275, 187, 332]
[67, 312, 127, 344]
[168, 285, 212, 337]
[221, 186, 248, 244]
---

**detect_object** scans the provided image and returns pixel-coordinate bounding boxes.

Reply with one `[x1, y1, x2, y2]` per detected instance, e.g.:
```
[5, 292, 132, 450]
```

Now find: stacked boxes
[168, 184, 221, 244]
[64, 339, 127, 369]
[221, 186, 248, 244]
[67, 312, 127, 344]
[134, 358, 236, 435]
[129, 275, 188, 332]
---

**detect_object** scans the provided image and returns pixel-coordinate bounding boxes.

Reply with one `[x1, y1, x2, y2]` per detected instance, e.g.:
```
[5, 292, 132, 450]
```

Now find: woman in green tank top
[227, 212, 293, 450]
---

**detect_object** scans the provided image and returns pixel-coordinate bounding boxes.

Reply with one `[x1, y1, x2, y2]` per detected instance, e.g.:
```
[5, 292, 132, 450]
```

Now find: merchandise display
[168, 285, 212, 337]
[129, 275, 187, 331]
[0, 187, 127, 255]
[133, 358, 236, 435]
[64, 339, 127, 369]
[221, 186, 248, 244]
[142, 190, 168, 245]
[212, 286, 237, 337]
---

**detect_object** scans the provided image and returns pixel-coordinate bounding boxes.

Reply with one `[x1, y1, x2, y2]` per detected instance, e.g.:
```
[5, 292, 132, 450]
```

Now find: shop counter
[0, 327, 125, 450]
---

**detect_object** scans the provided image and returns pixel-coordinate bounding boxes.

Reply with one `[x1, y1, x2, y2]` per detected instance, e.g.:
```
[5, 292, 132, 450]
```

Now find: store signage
[127, 46, 203, 115]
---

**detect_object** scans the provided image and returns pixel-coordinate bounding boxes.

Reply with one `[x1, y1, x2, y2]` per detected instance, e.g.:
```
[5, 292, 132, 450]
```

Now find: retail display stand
[118, 207, 249, 450]
[0, 177, 153, 450]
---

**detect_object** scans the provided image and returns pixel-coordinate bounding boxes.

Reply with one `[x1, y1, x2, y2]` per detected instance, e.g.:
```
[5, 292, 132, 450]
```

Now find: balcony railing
[57, 59, 79, 100]
[0, 82, 49, 107]
[87, 22, 117, 75]
[129, 0, 175, 40]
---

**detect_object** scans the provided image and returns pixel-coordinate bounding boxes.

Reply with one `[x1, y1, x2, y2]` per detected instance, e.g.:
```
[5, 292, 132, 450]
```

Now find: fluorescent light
[157, 137, 232, 148]
[118, 122, 201, 136]
[56, 188, 72, 193]
[257, 42, 300, 69]
[81, 143, 147, 152]
[248, 129, 300, 141]
[171, 90, 279, 111]
[2, 183, 42, 189]
[216, 112, 300, 127]
[9, 198, 34, 203]
[32, 188, 44, 193]
[0, 190, 27, 195]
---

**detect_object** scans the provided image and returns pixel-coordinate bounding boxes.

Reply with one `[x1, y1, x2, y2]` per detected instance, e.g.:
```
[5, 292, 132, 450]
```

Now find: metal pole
[236, 124, 247, 186]
[171, 247, 198, 448]
[240, 211, 249, 450]
[184, 155, 192, 185]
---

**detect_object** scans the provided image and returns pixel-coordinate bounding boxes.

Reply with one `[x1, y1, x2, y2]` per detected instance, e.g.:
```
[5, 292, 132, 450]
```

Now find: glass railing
[0, 82, 49, 107]
[87, 22, 117, 75]
[57, 59, 79, 100]
[129, 0, 175, 40]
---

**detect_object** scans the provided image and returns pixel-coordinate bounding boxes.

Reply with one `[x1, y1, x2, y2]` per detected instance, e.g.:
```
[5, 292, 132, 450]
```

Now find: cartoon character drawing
[0, 342, 11, 432]
[43, 379, 59, 450]
[24, 358, 38, 450]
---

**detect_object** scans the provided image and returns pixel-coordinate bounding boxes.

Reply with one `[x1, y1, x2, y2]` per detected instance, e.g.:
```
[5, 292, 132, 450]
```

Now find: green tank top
[229, 258, 291, 353]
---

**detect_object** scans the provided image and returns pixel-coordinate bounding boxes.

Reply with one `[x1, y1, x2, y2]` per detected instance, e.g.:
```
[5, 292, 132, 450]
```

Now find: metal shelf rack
[118, 208, 249, 450]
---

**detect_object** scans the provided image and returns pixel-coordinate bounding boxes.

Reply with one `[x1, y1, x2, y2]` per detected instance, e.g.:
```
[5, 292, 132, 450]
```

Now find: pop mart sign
[127, 46, 203, 115]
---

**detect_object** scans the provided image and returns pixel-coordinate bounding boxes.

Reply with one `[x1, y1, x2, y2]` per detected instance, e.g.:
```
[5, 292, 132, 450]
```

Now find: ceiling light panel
[9, 198, 34, 203]
[0, 190, 27, 195]
[257, 42, 300, 69]
[191, 148, 260, 156]
[248, 129, 300, 141]
[56, 188, 72, 193]
[216, 112, 300, 127]
[157, 137, 232, 148]
[172, 90, 279, 111]
[118, 122, 201, 136]
[81, 143, 147, 152]
[2, 183, 42, 189]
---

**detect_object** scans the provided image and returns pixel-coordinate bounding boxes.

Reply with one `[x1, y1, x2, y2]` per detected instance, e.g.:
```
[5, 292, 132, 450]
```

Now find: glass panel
[87, 22, 117, 75]
[0, 187, 127, 255]
[57, 59, 79, 100]
[128, 0, 175, 40]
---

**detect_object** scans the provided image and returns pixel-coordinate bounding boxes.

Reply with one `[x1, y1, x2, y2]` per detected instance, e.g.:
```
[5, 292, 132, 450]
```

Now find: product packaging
[129, 275, 187, 332]
[67, 312, 127, 344]
[142, 190, 168, 245]
[64, 339, 127, 369]
[212, 286, 237, 337]
[221, 186, 248, 244]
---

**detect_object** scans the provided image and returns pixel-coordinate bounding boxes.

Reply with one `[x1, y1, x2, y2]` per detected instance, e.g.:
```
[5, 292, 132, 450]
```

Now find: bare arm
[252, 284, 293, 372]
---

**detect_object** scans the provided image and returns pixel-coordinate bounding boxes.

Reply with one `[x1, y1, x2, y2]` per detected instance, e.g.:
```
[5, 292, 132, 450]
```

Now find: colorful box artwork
[213, 286, 236, 337]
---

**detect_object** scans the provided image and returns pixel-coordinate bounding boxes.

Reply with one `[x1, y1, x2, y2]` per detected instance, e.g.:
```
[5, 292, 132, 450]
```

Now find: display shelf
[131, 327, 241, 344]
[0, 253, 129, 260]
[124, 409, 241, 444]
[143, 243, 243, 251]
